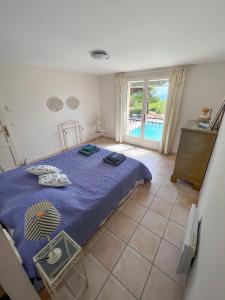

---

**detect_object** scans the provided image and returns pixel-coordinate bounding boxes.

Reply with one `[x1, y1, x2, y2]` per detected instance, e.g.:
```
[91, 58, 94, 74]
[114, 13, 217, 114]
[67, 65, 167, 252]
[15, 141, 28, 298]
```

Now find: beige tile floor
[40, 138, 199, 300]
[79, 138, 199, 300]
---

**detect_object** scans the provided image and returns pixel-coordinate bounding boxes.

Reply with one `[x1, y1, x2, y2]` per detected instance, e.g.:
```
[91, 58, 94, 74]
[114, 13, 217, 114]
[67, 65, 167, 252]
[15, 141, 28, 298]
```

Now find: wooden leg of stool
[170, 174, 177, 183]
[192, 183, 201, 191]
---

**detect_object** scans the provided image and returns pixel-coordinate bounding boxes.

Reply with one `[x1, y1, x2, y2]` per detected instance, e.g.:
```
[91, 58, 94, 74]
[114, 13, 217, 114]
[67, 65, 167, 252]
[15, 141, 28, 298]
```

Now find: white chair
[95, 116, 107, 143]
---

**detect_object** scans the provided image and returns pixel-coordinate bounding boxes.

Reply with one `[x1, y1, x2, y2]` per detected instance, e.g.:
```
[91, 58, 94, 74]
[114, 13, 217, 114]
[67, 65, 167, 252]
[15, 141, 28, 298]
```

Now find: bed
[0, 146, 151, 278]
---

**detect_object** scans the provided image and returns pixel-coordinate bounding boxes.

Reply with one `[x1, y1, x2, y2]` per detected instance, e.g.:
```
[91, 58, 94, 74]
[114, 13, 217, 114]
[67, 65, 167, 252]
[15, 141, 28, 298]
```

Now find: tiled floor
[40, 138, 199, 300]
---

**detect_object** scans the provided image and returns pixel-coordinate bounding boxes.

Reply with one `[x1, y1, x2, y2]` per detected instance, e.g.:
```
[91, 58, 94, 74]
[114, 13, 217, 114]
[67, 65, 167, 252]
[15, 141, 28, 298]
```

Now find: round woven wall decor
[47, 97, 63, 112]
[66, 96, 80, 110]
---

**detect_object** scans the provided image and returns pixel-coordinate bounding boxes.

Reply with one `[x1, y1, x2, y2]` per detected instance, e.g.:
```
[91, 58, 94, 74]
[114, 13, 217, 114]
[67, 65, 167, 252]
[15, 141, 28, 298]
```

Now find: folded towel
[79, 147, 100, 156]
[82, 144, 97, 152]
[107, 152, 125, 162]
[79, 144, 98, 156]
[103, 155, 126, 166]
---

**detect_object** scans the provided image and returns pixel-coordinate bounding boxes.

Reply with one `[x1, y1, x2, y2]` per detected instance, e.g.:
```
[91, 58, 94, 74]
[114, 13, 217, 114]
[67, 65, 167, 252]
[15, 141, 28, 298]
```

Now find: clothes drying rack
[59, 120, 84, 150]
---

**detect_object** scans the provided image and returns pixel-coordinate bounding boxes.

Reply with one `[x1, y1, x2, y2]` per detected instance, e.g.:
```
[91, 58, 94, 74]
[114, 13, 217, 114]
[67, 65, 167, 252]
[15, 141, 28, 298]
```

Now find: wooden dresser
[171, 120, 217, 190]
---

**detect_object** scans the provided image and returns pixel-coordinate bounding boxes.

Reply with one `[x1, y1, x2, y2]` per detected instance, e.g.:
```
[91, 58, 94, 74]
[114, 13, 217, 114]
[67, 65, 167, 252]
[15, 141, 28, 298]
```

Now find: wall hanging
[47, 97, 63, 112]
[66, 96, 80, 110]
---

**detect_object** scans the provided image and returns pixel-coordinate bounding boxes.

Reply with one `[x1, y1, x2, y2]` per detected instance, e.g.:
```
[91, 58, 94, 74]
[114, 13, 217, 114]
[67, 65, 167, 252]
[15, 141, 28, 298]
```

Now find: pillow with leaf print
[38, 173, 71, 187]
[26, 165, 61, 175]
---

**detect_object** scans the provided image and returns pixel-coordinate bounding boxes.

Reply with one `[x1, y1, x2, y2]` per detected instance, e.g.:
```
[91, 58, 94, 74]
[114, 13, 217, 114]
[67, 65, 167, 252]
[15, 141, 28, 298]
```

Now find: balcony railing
[127, 116, 164, 141]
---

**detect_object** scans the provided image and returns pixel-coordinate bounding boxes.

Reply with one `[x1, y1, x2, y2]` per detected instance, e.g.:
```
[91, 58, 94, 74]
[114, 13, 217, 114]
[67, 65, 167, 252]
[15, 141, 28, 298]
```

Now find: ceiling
[0, 0, 225, 74]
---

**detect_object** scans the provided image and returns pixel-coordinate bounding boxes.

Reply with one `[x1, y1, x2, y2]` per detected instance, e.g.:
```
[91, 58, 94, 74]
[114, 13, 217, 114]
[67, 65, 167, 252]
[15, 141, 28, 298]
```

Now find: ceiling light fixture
[90, 50, 110, 60]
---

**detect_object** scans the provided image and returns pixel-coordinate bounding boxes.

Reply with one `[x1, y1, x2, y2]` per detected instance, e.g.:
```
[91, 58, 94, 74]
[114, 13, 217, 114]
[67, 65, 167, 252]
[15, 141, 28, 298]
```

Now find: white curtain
[160, 68, 185, 154]
[115, 73, 128, 143]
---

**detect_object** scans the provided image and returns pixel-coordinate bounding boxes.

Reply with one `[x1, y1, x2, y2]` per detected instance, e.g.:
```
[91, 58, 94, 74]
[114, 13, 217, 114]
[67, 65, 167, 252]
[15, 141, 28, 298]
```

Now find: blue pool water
[129, 122, 163, 141]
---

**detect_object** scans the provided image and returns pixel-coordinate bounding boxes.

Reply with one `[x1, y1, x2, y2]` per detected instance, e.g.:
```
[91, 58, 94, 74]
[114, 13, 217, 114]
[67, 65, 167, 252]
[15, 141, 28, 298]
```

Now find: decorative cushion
[38, 173, 71, 187]
[26, 165, 61, 175]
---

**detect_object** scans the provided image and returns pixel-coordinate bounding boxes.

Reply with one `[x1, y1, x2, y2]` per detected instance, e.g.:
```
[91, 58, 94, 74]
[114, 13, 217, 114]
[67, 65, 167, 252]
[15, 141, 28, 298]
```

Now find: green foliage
[148, 101, 166, 114]
[130, 90, 143, 111]
[129, 85, 166, 117]
[129, 108, 142, 116]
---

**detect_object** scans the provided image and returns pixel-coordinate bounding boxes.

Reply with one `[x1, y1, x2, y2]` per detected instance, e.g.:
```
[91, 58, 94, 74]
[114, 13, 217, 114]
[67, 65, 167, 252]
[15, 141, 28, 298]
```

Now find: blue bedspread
[0, 146, 151, 277]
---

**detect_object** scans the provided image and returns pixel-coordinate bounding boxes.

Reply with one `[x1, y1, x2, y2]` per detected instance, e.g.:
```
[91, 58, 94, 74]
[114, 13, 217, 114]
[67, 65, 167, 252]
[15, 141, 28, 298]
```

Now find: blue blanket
[0, 146, 151, 277]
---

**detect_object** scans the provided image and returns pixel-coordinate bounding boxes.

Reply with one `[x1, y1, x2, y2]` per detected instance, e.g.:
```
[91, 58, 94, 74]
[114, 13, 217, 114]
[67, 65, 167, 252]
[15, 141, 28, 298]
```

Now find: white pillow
[38, 173, 71, 187]
[26, 165, 61, 175]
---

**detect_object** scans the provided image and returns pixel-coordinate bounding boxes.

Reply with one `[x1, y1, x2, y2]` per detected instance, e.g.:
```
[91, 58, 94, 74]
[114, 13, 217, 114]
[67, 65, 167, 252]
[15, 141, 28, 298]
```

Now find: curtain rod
[117, 65, 185, 76]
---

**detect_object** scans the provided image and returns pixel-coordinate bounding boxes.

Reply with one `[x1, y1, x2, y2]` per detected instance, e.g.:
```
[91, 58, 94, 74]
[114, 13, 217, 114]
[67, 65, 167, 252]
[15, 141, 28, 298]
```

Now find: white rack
[59, 120, 84, 150]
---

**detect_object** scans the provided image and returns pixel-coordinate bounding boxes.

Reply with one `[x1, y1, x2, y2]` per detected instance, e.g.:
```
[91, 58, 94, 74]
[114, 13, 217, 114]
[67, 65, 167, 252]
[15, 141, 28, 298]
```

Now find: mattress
[0, 146, 151, 278]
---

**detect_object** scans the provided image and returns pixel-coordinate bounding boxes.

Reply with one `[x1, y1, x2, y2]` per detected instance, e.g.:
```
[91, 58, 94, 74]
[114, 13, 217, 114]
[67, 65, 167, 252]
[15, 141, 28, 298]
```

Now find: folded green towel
[79, 147, 100, 156]
[82, 144, 97, 153]
[80, 149, 91, 155]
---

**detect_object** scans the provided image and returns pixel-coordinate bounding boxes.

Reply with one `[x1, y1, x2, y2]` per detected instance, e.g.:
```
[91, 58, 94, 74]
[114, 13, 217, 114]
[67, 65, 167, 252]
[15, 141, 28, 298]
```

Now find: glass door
[125, 80, 145, 141]
[124, 79, 169, 150]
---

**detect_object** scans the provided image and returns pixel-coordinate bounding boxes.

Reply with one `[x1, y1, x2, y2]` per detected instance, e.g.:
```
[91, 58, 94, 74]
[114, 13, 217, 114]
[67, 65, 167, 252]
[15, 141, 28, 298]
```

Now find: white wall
[99, 62, 225, 153]
[184, 112, 225, 300]
[173, 62, 225, 151]
[0, 64, 101, 162]
[0, 225, 40, 300]
[99, 74, 116, 138]
[2, 62, 224, 162]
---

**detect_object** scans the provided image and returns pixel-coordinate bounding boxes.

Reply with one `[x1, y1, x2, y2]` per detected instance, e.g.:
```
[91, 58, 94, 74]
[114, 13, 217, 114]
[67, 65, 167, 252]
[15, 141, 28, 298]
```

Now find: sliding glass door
[124, 78, 169, 150]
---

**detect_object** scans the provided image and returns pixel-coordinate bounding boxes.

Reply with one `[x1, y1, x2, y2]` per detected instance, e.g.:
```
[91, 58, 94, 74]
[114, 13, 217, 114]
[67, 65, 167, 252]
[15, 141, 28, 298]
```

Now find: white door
[124, 78, 169, 150]
[0, 110, 18, 171]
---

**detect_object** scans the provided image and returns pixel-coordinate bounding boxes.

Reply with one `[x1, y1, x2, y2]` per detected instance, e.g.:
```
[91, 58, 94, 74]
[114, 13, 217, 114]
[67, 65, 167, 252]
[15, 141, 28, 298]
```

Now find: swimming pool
[129, 122, 163, 141]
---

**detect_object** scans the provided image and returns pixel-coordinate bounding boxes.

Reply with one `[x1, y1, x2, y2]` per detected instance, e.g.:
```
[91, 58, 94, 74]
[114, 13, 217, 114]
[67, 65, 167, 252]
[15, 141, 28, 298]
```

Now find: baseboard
[25, 136, 174, 165]
[105, 132, 115, 139]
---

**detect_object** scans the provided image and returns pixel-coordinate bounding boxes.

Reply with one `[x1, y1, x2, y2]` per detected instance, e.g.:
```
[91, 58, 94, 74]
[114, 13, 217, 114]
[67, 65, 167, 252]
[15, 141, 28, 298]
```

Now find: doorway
[124, 78, 169, 150]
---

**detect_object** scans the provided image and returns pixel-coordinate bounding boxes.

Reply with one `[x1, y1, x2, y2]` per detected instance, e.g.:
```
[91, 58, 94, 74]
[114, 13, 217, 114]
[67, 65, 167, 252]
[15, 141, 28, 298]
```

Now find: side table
[33, 231, 88, 300]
